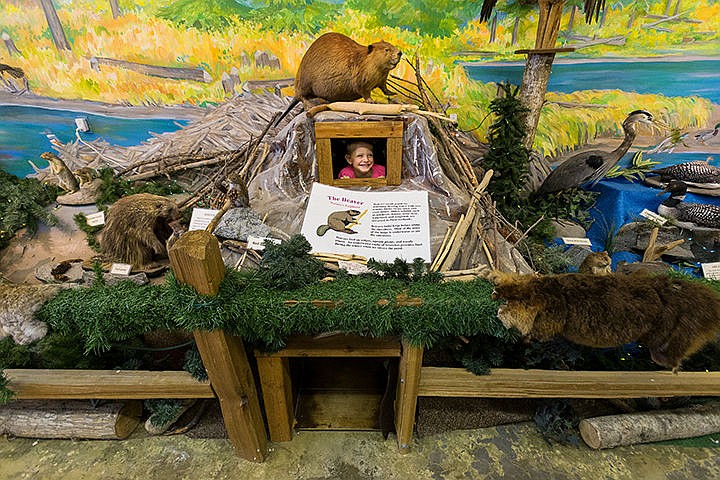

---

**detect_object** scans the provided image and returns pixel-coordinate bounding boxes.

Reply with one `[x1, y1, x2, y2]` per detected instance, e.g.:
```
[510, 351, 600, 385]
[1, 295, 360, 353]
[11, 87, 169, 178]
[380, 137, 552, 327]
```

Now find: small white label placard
[561, 237, 592, 246]
[188, 208, 219, 231]
[702, 262, 720, 280]
[338, 260, 371, 275]
[246, 235, 281, 251]
[85, 211, 105, 227]
[639, 209, 668, 225]
[109, 263, 132, 276]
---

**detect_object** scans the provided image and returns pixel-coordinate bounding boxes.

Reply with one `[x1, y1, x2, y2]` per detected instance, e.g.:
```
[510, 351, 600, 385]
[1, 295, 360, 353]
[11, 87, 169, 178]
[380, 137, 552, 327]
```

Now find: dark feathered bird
[536, 110, 656, 195]
[657, 180, 720, 230]
[649, 159, 720, 189]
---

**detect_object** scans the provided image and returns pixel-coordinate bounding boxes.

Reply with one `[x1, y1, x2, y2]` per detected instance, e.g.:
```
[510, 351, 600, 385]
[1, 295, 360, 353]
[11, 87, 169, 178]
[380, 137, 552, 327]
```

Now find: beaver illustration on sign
[316, 209, 362, 236]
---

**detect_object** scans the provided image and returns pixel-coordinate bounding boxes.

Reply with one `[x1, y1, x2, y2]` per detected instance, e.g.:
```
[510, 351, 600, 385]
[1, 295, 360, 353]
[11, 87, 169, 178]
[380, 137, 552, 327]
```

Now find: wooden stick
[642, 227, 659, 262]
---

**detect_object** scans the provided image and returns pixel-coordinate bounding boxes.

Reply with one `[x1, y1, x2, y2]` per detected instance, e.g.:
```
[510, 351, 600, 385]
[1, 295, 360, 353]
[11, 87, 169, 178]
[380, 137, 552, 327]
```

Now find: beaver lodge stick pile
[39, 71, 532, 274]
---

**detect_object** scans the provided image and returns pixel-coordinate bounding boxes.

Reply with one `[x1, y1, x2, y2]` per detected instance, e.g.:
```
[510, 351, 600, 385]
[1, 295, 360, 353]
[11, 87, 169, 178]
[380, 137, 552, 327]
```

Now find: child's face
[346, 146, 374, 177]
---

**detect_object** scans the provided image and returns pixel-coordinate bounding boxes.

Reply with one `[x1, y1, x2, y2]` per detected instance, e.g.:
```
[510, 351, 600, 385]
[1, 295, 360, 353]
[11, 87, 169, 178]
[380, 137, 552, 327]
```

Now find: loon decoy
[649, 158, 720, 189]
[536, 110, 657, 195]
[657, 180, 720, 230]
[694, 123, 720, 145]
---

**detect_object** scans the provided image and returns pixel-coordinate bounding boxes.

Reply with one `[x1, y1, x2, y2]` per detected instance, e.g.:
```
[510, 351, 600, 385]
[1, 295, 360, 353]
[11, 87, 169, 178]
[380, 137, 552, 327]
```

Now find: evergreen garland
[144, 398, 185, 427]
[183, 347, 208, 381]
[0, 170, 59, 250]
[0, 369, 14, 405]
[257, 234, 325, 290]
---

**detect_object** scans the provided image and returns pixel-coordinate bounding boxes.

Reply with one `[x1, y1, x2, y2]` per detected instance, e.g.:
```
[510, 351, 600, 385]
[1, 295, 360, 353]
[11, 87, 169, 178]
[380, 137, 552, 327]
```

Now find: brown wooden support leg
[169, 230, 267, 462]
[255, 356, 294, 441]
[395, 339, 423, 453]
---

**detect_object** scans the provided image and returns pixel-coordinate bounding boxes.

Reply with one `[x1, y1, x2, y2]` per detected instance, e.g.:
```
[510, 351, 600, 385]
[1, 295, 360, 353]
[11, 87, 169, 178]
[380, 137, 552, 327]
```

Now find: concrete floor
[1, 422, 719, 480]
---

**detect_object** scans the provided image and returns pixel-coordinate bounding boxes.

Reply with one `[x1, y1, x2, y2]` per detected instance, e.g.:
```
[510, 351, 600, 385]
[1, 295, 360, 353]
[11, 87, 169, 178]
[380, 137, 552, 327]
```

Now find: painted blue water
[0, 105, 188, 177]
[465, 59, 720, 104]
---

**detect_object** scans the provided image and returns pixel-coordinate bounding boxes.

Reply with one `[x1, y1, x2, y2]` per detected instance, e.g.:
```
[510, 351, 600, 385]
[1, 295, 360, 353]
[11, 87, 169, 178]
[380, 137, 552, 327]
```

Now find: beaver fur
[490, 271, 720, 371]
[294, 32, 401, 108]
[99, 193, 181, 269]
[578, 251, 612, 275]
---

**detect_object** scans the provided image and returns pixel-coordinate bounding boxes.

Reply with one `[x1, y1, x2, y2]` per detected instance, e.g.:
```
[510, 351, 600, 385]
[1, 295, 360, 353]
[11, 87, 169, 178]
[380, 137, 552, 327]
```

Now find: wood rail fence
[6, 229, 720, 462]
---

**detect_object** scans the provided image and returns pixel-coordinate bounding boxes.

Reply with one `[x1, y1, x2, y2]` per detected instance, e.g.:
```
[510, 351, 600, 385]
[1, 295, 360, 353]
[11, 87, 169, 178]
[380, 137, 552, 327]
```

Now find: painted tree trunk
[2, 33, 22, 57]
[520, 0, 564, 149]
[109, 0, 120, 18]
[37, 0, 71, 51]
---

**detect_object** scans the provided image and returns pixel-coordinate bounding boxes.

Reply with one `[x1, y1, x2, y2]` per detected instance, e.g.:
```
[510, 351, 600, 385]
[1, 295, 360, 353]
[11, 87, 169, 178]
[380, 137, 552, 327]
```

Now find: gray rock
[35, 259, 85, 284]
[212, 207, 271, 241]
[551, 219, 587, 239]
[82, 270, 149, 286]
[614, 221, 720, 263]
[56, 178, 103, 205]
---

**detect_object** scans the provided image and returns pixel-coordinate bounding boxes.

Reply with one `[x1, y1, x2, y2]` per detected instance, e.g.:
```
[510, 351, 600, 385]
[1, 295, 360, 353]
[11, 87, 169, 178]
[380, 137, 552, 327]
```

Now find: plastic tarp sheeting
[248, 111, 471, 255]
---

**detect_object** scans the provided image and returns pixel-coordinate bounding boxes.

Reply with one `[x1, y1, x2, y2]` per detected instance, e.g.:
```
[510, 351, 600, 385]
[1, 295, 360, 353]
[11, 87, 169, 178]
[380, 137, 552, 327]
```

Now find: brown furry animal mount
[490, 272, 720, 372]
[99, 193, 181, 269]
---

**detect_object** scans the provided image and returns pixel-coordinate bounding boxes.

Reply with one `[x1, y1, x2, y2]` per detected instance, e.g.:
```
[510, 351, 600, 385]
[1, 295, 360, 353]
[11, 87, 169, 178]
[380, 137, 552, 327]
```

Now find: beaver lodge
[40, 86, 533, 275]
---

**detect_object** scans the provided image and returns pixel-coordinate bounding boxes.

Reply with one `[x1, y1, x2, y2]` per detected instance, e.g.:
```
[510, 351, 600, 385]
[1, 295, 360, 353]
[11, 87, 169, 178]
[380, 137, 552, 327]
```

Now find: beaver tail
[316, 224, 331, 236]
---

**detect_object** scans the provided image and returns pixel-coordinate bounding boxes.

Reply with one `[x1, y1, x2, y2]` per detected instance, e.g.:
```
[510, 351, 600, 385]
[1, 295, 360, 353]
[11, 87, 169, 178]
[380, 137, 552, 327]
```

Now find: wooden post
[395, 339, 423, 453]
[255, 356, 294, 441]
[168, 230, 267, 462]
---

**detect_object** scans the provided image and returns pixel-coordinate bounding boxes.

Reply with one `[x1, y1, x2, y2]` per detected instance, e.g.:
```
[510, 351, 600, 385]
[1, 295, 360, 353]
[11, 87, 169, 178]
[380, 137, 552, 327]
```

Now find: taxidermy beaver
[578, 251, 612, 275]
[272, 32, 402, 127]
[0, 282, 67, 344]
[99, 193, 181, 269]
[490, 271, 720, 372]
[316, 209, 362, 236]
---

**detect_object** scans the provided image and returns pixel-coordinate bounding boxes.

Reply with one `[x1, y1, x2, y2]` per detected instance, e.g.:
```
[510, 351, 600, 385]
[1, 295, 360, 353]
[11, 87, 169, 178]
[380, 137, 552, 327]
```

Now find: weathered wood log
[579, 402, 720, 449]
[88, 56, 212, 83]
[0, 400, 141, 439]
[2, 32, 22, 56]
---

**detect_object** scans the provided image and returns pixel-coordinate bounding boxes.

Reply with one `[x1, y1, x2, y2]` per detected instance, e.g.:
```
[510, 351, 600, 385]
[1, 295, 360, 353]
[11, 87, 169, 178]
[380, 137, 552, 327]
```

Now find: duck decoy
[657, 180, 720, 230]
[649, 158, 720, 189]
[694, 122, 720, 145]
[537, 110, 658, 195]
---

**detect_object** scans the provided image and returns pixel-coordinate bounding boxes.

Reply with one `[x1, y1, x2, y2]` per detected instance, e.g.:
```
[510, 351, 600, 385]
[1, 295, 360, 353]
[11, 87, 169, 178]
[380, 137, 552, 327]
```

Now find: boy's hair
[346, 141, 374, 155]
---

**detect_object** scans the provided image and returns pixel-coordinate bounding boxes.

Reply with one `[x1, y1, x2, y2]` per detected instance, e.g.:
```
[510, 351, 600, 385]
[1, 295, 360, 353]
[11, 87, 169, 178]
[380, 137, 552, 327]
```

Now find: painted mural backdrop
[1, 0, 719, 164]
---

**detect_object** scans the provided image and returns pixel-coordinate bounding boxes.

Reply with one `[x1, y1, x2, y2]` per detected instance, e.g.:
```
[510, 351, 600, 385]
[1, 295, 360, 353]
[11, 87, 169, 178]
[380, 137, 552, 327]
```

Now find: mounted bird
[536, 110, 657, 195]
[694, 122, 720, 145]
[657, 180, 720, 230]
[648, 158, 720, 189]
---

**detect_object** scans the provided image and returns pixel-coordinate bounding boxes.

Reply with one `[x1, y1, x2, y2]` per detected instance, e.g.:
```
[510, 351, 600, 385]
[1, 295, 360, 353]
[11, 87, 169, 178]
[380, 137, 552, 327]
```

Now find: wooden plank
[315, 121, 404, 139]
[295, 390, 382, 430]
[333, 177, 388, 187]
[254, 335, 401, 358]
[194, 330, 267, 461]
[316, 138, 335, 185]
[255, 357, 295, 442]
[395, 340, 423, 453]
[5, 369, 214, 399]
[385, 137, 403, 186]
[419, 367, 720, 398]
[169, 230, 267, 462]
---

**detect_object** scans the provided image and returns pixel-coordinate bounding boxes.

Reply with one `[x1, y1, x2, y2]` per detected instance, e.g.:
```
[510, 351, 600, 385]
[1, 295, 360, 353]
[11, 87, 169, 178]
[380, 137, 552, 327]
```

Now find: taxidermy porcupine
[99, 193, 181, 269]
[490, 271, 720, 372]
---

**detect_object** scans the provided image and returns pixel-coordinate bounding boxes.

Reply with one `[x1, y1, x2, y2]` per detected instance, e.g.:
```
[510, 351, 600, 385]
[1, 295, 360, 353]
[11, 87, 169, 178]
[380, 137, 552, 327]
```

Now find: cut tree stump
[0, 400, 141, 439]
[579, 402, 720, 449]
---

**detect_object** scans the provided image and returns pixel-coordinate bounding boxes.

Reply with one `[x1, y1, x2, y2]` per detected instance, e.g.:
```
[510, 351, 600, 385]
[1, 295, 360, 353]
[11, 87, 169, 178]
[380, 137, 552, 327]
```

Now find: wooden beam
[169, 230, 267, 462]
[5, 369, 213, 399]
[419, 367, 720, 398]
[255, 356, 295, 442]
[395, 340, 423, 453]
[255, 335, 401, 358]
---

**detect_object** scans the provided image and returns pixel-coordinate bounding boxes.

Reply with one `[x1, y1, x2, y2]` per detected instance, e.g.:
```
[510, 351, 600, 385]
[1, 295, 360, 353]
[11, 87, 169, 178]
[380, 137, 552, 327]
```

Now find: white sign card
[300, 183, 431, 263]
[85, 211, 105, 227]
[109, 263, 132, 276]
[639, 208, 668, 225]
[701, 262, 720, 280]
[561, 237, 592, 246]
[247, 235, 281, 251]
[188, 208, 219, 231]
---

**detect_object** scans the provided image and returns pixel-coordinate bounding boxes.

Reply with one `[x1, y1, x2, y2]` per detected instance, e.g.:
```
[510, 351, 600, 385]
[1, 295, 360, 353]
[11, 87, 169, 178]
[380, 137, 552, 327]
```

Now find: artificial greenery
[0, 369, 14, 405]
[483, 82, 531, 226]
[183, 347, 208, 382]
[73, 212, 103, 251]
[257, 234, 325, 290]
[95, 167, 184, 208]
[365, 257, 443, 283]
[0, 170, 59, 250]
[533, 400, 581, 446]
[36, 266, 500, 353]
[144, 398, 185, 428]
[605, 151, 660, 182]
